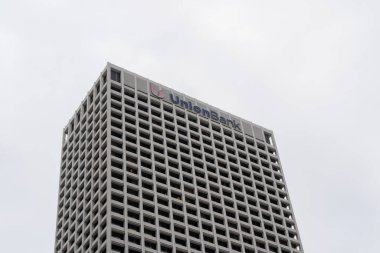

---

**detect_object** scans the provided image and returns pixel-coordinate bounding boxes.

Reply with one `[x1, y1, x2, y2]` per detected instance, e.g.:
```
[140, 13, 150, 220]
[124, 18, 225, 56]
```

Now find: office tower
[54, 63, 303, 253]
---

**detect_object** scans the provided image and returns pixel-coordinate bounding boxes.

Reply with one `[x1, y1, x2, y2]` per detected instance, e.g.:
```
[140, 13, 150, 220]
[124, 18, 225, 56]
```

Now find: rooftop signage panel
[151, 83, 242, 131]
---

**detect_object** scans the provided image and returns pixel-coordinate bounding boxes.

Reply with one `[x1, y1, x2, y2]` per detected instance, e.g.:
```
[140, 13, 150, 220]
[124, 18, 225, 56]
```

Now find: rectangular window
[111, 69, 121, 82]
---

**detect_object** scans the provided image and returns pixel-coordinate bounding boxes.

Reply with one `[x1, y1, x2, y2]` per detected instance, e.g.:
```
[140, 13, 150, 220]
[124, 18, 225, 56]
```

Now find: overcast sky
[1, 0, 379, 252]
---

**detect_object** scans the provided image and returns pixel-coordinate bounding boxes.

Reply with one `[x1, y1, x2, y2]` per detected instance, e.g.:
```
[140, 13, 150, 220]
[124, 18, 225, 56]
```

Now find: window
[161, 245, 172, 253]
[160, 232, 171, 242]
[111, 69, 121, 82]
[264, 132, 273, 145]
[175, 237, 187, 246]
[111, 244, 124, 253]
[128, 222, 140, 232]
[159, 220, 171, 229]
[145, 227, 156, 237]
[143, 215, 155, 225]
[145, 240, 156, 250]
[190, 242, 201, 250]
[102, 71, 107, 83]
[128, 235, 141, 245]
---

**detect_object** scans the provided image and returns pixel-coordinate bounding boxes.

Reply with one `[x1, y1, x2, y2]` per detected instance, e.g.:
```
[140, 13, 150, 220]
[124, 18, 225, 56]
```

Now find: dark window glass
[111, 69, 121, 82]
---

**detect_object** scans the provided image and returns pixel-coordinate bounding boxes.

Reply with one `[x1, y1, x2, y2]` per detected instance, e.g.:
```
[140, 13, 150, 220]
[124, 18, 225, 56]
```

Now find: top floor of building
[62, 63, 276, 147]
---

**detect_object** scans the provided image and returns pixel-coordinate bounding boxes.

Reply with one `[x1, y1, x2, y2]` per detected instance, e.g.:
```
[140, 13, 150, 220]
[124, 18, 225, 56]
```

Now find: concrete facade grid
[54, 63, 303, 253]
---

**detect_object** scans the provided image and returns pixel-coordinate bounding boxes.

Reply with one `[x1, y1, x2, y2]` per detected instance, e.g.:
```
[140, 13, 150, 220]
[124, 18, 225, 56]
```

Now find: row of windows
[109, 86, 274, 145]
[110, 235, 294, 253]
[110, 148, 288, 210]
[110, 178, 295, 232]
[64, 69, 109, 141]
[109, 81, 274, 149]
[109, 92, 276, 158]
[111, 212, 299, 253]
[63, 99, 107, 155]
[107, 86, 282, 180]
[111, 136, 283, 187]
[109, 117, 280, 174]
[111, 142, 284, 192]
[111, 162, 290, 215]
[110, 223, 297, 252]
[59, 137, 108, 208]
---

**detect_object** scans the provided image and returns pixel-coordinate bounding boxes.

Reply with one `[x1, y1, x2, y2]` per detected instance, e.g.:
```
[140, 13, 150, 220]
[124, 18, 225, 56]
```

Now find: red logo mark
[150, 83, 165, 99]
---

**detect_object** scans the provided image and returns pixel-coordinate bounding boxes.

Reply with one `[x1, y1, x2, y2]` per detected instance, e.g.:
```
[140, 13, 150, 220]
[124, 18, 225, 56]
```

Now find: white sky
[0, 1, 379, 252]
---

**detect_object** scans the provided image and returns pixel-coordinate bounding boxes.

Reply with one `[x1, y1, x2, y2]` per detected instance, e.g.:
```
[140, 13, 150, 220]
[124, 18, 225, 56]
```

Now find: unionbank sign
[150, 83, 241, 131]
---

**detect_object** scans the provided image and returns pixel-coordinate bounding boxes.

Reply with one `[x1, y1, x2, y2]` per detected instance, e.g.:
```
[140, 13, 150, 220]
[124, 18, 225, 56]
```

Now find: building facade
[54, 63, 303, 253]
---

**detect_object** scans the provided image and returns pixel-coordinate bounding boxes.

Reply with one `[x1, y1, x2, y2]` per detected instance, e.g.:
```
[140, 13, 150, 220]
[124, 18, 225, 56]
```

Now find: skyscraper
[54, 63, 303, 253]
